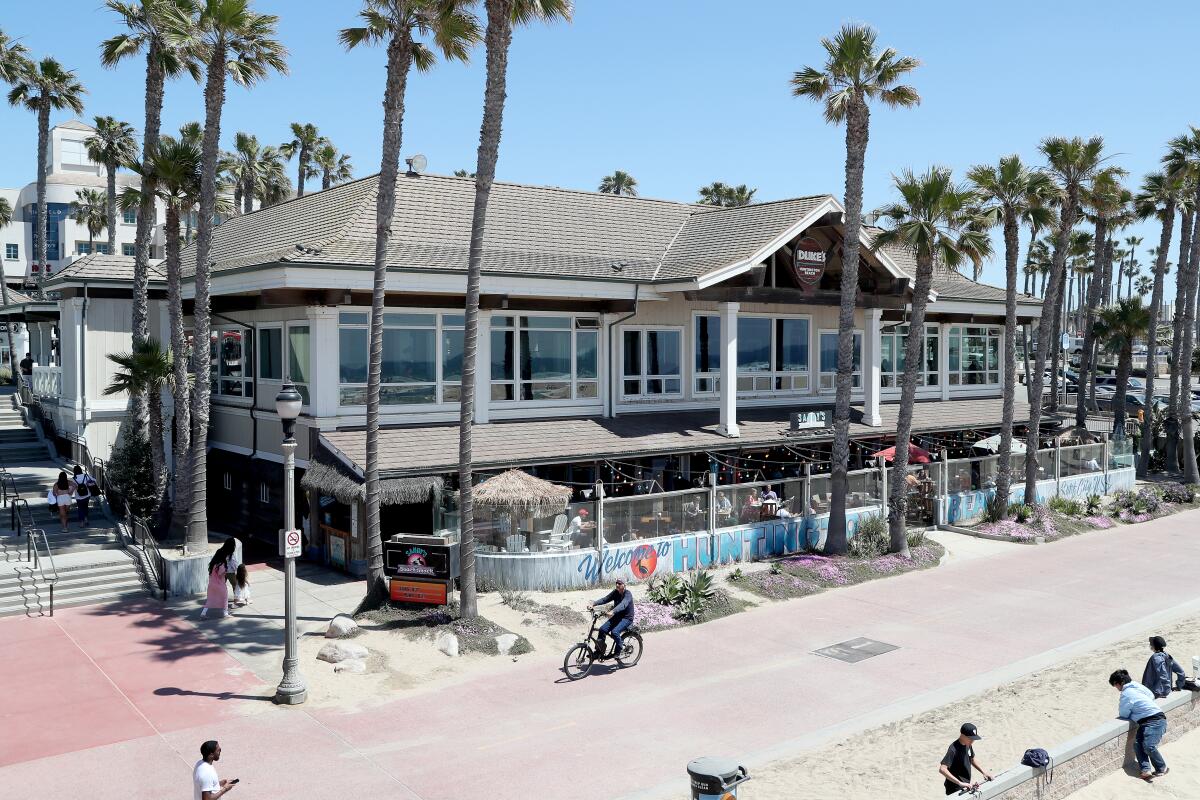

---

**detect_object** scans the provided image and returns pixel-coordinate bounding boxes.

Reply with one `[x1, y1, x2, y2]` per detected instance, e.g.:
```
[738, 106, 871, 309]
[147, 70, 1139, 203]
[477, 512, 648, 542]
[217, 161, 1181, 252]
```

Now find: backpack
[1021, 748, 1053, 783]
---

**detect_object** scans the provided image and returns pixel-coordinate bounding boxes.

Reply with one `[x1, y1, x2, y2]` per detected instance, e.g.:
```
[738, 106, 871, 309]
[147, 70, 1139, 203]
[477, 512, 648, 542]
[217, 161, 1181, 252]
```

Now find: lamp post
[274, 383, 306, 705]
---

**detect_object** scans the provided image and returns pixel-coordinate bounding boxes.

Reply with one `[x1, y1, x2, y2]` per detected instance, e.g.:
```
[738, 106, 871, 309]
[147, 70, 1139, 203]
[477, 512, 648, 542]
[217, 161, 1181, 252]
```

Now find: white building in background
[0, 119, 169, 286]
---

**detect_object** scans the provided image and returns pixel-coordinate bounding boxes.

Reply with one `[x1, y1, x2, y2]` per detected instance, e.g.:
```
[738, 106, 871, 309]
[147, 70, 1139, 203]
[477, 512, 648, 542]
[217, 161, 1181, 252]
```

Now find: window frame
[947, 325, 1001, 387]
[619, 325, 684, 400]
[817, 329, 864, 392]
[692, 311, 812, 396]
[210, 324, 254, 400]
[489, 313, 601, 404]
[881, 323, 940, 390]
[4, 243, 17, 260]
[121, 208, 137, 225]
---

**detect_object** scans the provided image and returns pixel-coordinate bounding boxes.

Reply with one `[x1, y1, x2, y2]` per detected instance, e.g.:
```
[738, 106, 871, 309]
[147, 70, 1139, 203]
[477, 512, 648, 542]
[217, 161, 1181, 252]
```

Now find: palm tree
[84, 115, 138, 254]
[341, 0, 480, 606]
[453, 168, 475, 178]
[7, 57, 86, 280]
[0, 28, 30, 84]
[1123, 235, 1143, 298]
[104, 337, 175, 513]
[313, 142, 353, 190]
[792, 23, 919, 555]
[598, 170, 638, 196]
[1094, 299, 1150, 440]
[697, 182, 757, 207]
[1022, 136, 1106, 503]
[968, 155, 1052, 519]
[69, 188, 109, 251]
[0, 197, 17, 382]
[280, 121, 326, 197]
[1134, 170, 1184, 476]
[1124, 260, 1140, 297]
[1166, 128, 1200, 482]
[227, 131, 267, 213]
[455, 0, 571, 618]
[1134, 274, 1153, 295]
[124, 134, 203, 522]
[256, 146, 291, 206]
[874, 168, 989, 551]
[186, 0, 287, 547]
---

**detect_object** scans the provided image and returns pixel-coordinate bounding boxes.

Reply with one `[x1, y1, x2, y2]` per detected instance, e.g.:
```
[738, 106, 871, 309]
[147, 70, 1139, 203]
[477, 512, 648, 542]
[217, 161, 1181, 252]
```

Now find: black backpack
[1021, 748, 1053, 783]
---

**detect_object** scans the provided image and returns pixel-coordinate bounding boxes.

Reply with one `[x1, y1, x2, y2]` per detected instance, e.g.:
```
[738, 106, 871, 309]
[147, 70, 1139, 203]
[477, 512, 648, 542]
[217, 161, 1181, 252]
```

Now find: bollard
[687, 757, 749, 800]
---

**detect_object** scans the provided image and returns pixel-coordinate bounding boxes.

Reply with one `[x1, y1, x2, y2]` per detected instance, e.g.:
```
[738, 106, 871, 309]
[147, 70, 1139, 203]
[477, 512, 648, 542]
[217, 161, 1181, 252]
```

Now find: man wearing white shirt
[193, 740, 237, 800]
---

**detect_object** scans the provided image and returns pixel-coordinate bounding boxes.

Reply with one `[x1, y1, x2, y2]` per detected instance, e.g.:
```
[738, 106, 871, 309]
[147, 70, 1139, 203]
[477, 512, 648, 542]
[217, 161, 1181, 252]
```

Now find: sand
[748, 617, 1200, 800]
[1069, 725, 1200, 799]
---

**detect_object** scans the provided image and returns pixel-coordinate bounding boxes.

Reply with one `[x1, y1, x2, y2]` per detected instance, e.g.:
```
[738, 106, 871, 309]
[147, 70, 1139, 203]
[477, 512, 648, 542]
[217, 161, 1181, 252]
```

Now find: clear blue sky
[2, 0, 1197, 300]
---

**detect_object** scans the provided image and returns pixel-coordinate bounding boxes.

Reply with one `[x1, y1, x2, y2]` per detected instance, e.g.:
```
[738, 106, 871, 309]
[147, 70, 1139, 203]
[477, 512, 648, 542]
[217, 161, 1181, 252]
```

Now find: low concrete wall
[945, 468, 1136, 527]
[980, 689, 1200, 799]
[160, 540, 242, 598]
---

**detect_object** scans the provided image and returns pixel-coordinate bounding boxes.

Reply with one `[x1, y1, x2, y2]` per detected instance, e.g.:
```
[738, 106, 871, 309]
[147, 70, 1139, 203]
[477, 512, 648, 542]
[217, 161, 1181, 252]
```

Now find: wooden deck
[320, 396, 1034, 477]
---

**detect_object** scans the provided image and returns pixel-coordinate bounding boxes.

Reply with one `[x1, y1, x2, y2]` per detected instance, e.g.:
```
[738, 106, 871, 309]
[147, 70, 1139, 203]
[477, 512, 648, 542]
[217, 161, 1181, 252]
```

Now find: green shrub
[1159, 482, 1196, 504]
[107, 417, 157, 519]
[849, 514, 888, 559]
[1048, 495, 1083, 517]
[1010, 503, 1034, 523]
[769, 561, 783, 575]
[647, 574, 684, 606]
[475, 574, 498, 594]
[906, 529, 928, 549]
[1085, 494, 1102, 515]
[675, 594, 706, 622]
[499, 588, 534, 611]
[985, 492, 1008, 523]
[728, 567, 744, 582]
[684, 570, 716, 603]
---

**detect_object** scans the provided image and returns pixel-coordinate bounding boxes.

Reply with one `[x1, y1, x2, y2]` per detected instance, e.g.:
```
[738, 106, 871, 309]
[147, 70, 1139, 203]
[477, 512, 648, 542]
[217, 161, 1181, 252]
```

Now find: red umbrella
[870, 444, 932, 464]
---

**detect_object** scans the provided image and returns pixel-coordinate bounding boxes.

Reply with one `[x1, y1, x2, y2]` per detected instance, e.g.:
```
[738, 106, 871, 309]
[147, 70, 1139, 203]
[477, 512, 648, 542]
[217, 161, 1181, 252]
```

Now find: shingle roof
[45, 253, 165, 286]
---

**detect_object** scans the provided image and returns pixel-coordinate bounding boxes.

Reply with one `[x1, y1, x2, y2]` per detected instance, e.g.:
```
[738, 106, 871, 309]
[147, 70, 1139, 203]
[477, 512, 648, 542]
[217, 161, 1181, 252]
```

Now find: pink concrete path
[3, 509, 1200, 800]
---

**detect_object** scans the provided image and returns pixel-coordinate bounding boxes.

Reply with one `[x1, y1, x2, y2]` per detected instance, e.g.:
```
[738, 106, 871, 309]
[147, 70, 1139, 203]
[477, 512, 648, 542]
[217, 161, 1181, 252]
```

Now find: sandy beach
[747, 617, 1199, 800]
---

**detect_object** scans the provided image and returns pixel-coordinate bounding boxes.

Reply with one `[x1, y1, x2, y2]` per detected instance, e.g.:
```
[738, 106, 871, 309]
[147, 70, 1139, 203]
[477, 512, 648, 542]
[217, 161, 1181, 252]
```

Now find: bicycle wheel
[563, 643, 595, 680]
[616, 632, 643, 668]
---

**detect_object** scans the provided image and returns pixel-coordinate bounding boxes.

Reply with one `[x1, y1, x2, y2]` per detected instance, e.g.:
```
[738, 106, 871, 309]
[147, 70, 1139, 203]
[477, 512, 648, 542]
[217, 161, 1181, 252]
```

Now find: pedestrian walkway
[2, 507, 1199, 800]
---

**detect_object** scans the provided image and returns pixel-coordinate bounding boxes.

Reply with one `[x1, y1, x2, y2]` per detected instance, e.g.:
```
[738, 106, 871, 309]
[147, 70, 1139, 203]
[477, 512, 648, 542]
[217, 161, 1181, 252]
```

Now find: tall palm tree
[697, 182, 757, 207]
[455, 0, 571, 618]
[1123, 235, 1143, 299]
[0, 28, 30, 84]
[968, 155, 1052, 519]
[280, 121, 326, 197]
[598, 170, 638, 196]
[1166, 128, 1200, 482]
[341, 0, 480, 606]
[84, 115, 138, 254]
[256, 145, 291, 206]
[1134, 274, 1153, 295]
[1134, 170, 1184, 476]
[69, 188, 109, 250]
[0, 197, 17, 382]
[792, 23, 919, 555]
[874, 168, 989, 551]
[228, 131, 266, 213]
[7, 57, 86, 280]
[313, 142, 353, 190]
[187, 0, 287, 547]
[1094, 299, 1150, 440]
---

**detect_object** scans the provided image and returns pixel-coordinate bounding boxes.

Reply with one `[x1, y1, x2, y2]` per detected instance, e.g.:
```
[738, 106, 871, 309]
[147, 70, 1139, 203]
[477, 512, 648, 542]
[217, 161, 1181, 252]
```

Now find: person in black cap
[939, 723, 993, 794]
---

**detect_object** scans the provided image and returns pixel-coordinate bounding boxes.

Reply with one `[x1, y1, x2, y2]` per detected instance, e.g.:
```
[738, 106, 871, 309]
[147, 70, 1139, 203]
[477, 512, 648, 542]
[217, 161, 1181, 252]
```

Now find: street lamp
[274, 383, 307, 705]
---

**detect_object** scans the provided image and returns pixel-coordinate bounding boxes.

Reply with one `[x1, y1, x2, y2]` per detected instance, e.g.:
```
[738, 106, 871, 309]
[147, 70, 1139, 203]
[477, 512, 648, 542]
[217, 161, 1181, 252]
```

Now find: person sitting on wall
[588, 579, 635, 659]
[1142, 636, 1188, 699]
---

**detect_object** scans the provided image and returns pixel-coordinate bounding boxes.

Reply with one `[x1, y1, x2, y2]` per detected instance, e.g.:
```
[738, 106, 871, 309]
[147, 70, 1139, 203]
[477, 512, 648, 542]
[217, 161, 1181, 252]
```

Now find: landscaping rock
[317, 641, 369, 664]
[496, 633, 519, 655]
[437, 632, 460, 658]
[326, 614, 359, 638]
[333, 658, 367, 674]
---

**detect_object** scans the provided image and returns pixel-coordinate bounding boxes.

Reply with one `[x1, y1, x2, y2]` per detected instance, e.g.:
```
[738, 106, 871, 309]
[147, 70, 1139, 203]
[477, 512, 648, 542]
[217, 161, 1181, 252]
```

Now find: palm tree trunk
[1048, 284, 1064, 412]
[105, 159, 118, 254]
[826, 95, 870, 557]
[886, 252, 934, 554]
[0, 257, 15, 384]
[187, 41, 229, 549]
[1166, 209, 1192, 473]
[36, 102, 50, 274]
[165, 204, 191, 527]
[1076, 217, 1108, 428]
[1112, 344, 1132, 439]
[459, 0, 516, 617]
[1138, 201, 1175, 477]
[296, 144, 306, 198]
[363, 32, 414, 606]
[243, 174, 254, 215]
[1179, 187, 1200, 483]
[994, 209, 1020, 518]
[233, 182, 242, 215]
[322, 170, 331, 191]
[1041, 269, 1048, 297]
[1025, 201, 1076, 503]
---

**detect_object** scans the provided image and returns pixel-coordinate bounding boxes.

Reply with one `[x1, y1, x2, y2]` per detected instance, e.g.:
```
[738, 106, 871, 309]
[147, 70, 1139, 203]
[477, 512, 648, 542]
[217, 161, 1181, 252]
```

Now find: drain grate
[813, 637, 898, 663]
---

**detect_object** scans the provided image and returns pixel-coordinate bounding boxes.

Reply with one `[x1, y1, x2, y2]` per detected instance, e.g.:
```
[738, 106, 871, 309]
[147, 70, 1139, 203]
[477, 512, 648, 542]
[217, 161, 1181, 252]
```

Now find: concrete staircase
[0, 549, 150, 617]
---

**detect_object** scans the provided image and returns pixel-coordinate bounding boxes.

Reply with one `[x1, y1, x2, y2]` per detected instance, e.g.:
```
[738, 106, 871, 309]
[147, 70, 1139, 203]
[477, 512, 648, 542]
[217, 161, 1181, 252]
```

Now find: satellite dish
[405, 154, 428, 175]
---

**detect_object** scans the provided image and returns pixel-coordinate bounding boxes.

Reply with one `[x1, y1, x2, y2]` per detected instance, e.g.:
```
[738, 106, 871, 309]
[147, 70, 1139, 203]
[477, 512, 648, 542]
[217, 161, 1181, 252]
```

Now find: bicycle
[562, 609, 643, 680]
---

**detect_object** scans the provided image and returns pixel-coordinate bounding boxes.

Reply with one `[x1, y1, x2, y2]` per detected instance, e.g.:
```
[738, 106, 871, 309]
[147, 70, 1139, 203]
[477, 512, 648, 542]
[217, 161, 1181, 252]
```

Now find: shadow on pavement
[154, 685, 275, 703]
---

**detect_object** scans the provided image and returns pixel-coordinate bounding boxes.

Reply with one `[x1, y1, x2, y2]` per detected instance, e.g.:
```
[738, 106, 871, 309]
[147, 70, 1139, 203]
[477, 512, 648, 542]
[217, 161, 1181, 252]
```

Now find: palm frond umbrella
[474, 469, 573, 551]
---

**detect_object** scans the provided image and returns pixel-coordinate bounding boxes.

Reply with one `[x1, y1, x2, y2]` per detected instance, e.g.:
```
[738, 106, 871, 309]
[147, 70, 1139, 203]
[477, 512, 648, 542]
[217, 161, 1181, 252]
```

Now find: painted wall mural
[945, 468, 1136, 526]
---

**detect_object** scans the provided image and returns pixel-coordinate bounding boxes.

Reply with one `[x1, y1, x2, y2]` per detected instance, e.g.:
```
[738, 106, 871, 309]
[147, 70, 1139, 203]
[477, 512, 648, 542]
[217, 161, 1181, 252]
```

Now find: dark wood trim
[683, 286, 908, 309]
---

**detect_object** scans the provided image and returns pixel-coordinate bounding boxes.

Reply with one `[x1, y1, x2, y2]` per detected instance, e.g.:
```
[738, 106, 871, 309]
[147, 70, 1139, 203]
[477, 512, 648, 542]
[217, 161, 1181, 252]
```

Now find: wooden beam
[682, 286, 908, 309]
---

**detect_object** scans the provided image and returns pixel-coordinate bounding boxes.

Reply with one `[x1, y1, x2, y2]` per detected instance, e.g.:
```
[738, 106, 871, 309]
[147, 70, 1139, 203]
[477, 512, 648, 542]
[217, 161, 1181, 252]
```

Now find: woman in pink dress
[200, 539, 236, 618]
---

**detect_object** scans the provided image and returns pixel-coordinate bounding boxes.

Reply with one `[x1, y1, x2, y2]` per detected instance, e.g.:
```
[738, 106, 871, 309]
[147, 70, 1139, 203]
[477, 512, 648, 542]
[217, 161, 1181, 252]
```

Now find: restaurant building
[167, 171, 1056, 577]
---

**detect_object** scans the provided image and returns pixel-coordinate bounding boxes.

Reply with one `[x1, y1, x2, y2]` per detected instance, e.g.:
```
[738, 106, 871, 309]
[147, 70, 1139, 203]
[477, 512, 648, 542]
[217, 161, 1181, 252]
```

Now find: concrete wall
[944, 468, 1136, 526]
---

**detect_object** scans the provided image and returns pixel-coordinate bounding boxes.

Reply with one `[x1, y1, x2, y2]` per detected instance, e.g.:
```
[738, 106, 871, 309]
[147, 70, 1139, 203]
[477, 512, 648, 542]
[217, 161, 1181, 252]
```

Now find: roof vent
[610, 261, 626, 272]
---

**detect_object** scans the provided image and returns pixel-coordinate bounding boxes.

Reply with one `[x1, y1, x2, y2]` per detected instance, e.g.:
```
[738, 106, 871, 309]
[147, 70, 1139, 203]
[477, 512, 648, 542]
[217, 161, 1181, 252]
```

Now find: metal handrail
[128, 513, 167, 601]
[12, 497, 31, 537]
[25, 527, 59, 616]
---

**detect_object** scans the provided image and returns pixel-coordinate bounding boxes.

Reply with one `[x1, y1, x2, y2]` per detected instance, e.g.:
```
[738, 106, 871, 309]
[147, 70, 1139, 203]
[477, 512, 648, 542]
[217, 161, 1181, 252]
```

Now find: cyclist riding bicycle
[587, 578, 635, 658]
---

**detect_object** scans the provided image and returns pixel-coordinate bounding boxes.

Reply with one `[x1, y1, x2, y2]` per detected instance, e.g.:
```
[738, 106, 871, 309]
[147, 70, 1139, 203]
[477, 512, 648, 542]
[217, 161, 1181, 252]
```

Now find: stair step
[0, 567, 141, 601]
[0, 585, 150, 617]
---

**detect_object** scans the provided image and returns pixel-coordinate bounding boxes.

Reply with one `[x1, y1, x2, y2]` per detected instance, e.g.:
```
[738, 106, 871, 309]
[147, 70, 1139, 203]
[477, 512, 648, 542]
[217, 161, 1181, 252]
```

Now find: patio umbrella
[474, 469, 574, 551]
[970, 434, 1027, 454]
[870, 444, 932, 464]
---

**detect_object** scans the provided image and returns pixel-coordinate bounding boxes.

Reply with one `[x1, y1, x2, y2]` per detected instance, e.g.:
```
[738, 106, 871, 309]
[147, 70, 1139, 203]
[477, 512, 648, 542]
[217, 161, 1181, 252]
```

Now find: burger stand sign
[789, 236, 827, 288]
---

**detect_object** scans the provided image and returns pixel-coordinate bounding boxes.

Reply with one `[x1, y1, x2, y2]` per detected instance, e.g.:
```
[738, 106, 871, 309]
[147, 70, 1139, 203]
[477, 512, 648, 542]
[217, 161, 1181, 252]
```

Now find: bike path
[3, 508, 1200, 799]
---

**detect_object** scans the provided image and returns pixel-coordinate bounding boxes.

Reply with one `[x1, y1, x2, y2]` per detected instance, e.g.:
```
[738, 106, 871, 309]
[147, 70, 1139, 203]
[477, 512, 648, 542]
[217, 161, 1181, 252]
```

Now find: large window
[4, 244, 16, 260]
[338, 312, 438, 406]
[818, 330, 862, 391]
[211, 326, 253, 398]
[60, 138, 90, 167]
[258, 324, 311, 404]
[948, 326, 1000, 386]
[491, 315, 598, 402]
[881, 324, 939, 388]
[695, 314, 810, 395]
[122, 208, 137, 225]
[75, 242, 111, 256]
[622, 328, 681, 398]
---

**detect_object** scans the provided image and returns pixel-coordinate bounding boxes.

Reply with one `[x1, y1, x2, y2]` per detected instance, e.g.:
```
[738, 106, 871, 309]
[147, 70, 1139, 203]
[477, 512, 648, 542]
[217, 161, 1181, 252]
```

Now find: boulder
[317, 641, 369, 664]
[496, 633, 519, 656]
[437, 632, 459, 658]
[334, 658, 367, 674]
[326, 614, 359, 638]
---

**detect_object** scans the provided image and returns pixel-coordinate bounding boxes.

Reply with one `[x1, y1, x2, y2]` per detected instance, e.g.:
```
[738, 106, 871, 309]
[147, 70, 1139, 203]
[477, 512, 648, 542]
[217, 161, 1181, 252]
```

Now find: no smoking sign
[282, 528, 303, 558]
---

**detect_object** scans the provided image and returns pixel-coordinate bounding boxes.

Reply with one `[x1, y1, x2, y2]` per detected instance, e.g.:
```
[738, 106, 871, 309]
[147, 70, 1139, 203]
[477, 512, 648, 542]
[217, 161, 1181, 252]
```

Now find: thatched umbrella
[474, 469, 573, 551]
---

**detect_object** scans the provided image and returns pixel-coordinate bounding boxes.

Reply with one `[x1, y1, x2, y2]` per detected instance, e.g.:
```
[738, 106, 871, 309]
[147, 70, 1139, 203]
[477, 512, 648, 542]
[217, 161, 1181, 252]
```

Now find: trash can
[687, 756, 749, 800]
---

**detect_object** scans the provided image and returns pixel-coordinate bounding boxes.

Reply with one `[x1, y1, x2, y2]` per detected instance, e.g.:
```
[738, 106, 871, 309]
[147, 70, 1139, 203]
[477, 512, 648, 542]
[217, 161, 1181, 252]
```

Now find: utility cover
[813, 637, 898, 663]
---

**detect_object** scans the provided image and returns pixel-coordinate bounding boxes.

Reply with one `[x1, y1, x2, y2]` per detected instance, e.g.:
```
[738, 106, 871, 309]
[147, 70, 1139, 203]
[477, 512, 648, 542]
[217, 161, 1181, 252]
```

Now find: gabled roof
[44, 253, 165, 287]
[55, 119, 96, 133]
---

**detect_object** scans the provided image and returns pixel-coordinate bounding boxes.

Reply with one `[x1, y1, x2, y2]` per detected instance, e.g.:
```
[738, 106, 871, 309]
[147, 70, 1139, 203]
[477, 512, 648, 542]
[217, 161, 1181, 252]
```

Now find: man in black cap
[939, 723, 993, 794]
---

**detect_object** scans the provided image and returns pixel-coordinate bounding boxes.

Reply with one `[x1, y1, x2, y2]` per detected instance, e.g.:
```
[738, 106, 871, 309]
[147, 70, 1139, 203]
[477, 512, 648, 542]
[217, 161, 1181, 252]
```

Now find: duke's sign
[790, 236, 827, 286]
